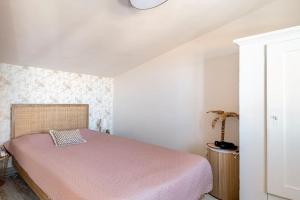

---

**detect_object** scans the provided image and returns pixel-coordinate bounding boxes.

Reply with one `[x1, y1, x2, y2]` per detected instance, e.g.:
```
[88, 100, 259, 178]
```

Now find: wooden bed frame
[10, 104, 89, 200]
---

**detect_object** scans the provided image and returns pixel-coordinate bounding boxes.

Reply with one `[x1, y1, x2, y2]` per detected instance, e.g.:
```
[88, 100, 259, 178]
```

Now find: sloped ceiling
[0, 0, 274, 76]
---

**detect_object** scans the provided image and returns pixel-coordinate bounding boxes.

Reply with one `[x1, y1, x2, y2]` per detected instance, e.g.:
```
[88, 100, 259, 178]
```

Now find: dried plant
[207, 110, 239, 142]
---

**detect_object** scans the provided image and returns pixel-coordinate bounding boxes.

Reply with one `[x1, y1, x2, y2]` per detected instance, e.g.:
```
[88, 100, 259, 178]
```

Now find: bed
[5, 104, 212, 200]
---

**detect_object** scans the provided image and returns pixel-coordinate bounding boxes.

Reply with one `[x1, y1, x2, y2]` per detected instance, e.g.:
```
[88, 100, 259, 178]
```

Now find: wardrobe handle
[271, 115, 278, 120]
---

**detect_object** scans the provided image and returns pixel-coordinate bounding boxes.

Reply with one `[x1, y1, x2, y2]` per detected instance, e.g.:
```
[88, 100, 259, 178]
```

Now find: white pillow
[49, 129, 87, 146]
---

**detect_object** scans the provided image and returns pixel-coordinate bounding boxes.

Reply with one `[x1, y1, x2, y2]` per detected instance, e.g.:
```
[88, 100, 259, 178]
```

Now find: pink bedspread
[5, 129, 212, 200]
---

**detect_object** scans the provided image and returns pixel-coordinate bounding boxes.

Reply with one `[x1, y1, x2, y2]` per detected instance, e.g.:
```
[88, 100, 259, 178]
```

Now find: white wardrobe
[235, 26, 300, 200]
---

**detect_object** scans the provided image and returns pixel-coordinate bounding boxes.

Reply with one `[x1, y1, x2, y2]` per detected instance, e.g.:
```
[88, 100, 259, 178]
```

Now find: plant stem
[221, 119, 226, 142]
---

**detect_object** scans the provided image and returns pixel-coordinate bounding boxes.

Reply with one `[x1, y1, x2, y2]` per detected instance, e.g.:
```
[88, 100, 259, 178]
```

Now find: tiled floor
[0, 175, 217, 200]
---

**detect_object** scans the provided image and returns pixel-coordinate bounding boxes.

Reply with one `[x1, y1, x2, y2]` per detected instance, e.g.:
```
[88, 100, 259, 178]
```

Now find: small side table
[206, 143, 239, 200]
[0, 151, 10, 187]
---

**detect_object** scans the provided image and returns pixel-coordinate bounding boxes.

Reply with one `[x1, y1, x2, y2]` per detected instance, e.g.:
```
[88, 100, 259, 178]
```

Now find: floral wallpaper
[0, 63, 113, 144]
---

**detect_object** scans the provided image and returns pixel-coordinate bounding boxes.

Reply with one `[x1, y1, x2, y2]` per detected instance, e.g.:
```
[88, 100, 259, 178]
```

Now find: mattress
[5, 129, 212, 200]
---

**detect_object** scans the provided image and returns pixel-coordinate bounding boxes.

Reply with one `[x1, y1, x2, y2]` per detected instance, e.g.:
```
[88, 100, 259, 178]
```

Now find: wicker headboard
[11, 104, 89, 139]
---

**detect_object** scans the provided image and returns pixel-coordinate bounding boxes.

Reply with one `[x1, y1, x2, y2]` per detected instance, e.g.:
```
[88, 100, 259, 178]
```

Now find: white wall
[114, 50, 239, 154]
[114, 47, 206, 153]
[203, 55, 239, 146]
[114, 0, 300, 155]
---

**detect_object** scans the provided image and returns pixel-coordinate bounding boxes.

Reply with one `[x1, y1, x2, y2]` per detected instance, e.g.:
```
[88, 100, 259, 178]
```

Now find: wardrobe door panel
[267, 38, 300, 199]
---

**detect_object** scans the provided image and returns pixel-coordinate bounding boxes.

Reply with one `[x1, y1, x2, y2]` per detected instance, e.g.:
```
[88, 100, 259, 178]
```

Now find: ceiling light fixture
[130, 0, 168, 10]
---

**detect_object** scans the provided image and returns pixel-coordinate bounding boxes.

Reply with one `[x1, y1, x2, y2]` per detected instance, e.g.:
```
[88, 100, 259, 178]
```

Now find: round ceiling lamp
[130, 0, 168, 10]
